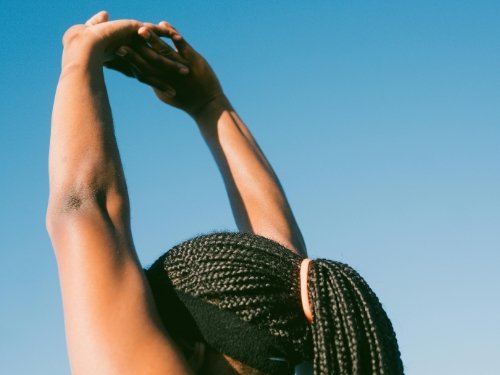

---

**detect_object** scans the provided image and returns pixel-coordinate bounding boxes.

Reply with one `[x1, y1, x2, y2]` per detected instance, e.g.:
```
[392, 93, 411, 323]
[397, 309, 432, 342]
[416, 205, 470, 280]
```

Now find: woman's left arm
[110, 24, 307, 255]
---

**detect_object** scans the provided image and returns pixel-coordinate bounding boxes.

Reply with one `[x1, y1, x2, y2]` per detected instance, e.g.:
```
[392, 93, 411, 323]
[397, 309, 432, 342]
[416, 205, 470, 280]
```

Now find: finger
[157, 21, 195, 59]
[126, 63, 176, 96]
[93, 19, 142, 42]
[138, 27, 189, 67]
[125, 42, 190, 75]
[152, 21, 182, 41]
[85, 10, 109, 26]
[144, 21, 178, 38]
[115, 46, 179, 94]
[90, 19, 144, 55]
[138, 25, 190, 66]
[104, 58, 135, 77]
[142, 22, 177, 36]
[115, 46, 149, 70]
[138, 27, 179, 61]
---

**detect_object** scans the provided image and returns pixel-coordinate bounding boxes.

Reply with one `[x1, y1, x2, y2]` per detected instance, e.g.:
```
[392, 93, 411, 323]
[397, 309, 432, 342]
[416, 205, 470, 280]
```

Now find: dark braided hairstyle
[146, 232, 404, 375]
[308, 261, 404, 374]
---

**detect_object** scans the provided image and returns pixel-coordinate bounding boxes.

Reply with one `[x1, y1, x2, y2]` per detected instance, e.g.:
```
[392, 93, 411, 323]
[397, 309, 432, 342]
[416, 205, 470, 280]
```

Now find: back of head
[146, 232, 404, 374]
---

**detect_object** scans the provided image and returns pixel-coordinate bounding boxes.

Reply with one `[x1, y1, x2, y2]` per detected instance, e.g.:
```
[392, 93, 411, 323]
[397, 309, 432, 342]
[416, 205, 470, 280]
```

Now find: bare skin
[48, 11, 310, 375]
[47, 12, 193, 375]
[112, 22, 312, 374]
[114, 22, 307, 255]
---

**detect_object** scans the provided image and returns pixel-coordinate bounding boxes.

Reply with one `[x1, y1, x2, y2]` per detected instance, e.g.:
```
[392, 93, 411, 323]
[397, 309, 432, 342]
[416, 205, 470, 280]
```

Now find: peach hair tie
[300, 258, 313, 323]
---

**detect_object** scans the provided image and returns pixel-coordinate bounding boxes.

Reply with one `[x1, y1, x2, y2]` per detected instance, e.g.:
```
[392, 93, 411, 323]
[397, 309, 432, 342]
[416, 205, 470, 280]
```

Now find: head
[146, 232, 404, 375]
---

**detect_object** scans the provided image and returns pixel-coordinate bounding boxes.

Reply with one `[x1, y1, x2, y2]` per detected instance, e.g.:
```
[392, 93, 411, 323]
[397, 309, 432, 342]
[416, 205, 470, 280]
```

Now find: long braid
[309, 259, 404, 374]
[146, 232, 403, 374]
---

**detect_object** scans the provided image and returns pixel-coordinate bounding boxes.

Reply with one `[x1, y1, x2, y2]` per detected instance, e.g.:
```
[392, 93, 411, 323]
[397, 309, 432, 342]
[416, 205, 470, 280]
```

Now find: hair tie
[300, 258, 313, 323]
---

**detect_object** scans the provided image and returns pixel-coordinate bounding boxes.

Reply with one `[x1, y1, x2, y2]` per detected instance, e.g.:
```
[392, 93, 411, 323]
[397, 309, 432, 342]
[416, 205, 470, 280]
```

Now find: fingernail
[115, 48, 127, 57]
[179, 66, 189, 75]
[139, 28, 151, 38]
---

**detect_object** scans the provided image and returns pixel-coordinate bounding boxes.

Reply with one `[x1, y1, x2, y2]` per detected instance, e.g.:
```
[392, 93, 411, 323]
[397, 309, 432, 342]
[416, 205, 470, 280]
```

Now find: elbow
[48, 183, 100, 211]
[46, 183, 128, 235]
[46, 185, 100, 233]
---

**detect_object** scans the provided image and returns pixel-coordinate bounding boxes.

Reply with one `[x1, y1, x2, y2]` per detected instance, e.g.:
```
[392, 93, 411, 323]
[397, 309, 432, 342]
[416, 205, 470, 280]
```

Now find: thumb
[85, 10, 109, 26]
[94, 19, 143, 45]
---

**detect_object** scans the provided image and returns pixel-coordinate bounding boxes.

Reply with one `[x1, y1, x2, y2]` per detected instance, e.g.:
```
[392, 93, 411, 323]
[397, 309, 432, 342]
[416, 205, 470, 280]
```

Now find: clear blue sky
[0, 1, 498, 374]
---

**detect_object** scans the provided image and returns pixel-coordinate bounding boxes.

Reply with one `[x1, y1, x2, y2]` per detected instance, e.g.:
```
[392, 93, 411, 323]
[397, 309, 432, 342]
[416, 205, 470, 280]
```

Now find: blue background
[0, 1, 498, 374]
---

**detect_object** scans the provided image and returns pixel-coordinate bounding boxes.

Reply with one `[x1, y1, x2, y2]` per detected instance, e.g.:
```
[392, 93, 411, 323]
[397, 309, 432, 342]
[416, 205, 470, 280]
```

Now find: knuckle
[62, 25, 84, 46]
[127, 20, 141, 29]
[151, 54, 165, 65]
[158, 47, 173, 56]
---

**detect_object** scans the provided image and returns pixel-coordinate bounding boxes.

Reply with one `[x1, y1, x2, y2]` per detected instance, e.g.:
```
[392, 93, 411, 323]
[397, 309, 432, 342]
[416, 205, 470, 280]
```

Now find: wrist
[61, 28, 106, 70]
[192, 94, 232, 124]
[62, 43, 104, 71]
[61, 50, 103, 74]
[60, 46, 105, 82]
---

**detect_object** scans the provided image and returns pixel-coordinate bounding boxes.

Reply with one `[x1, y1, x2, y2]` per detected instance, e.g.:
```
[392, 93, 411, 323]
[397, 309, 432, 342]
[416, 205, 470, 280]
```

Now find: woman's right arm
[48, 13, 193, 375]
[117, 24, 307, 255]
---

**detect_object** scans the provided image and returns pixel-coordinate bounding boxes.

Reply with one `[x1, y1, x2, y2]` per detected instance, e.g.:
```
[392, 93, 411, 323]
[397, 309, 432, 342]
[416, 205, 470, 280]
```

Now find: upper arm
[47, 201, 193, 375]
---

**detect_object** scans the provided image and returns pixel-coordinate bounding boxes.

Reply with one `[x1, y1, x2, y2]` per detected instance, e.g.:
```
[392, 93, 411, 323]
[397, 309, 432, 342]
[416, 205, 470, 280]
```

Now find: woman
[47, 11, 404, 374]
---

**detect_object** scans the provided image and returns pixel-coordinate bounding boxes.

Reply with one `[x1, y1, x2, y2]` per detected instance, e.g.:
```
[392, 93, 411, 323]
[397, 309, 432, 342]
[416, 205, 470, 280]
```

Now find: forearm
[111, 24, 307, 254]
[48, 47, 128, 225]
[195, 96, 307, 255]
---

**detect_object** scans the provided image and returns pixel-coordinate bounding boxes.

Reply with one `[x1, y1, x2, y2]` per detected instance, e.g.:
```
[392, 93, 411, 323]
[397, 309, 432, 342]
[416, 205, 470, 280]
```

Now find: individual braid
[308, 259, 404, 374]
[146, 232, 404, 374]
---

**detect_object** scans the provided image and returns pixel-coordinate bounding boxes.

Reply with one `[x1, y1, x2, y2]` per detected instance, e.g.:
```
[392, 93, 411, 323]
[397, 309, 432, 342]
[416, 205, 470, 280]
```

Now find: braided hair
[146, 232, 404, 375]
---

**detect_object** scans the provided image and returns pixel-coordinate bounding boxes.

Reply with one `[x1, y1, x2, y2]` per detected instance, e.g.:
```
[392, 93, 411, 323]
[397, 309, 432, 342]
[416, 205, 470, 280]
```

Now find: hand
[61, 11, 143, 66]
[111, 22, 224, 118]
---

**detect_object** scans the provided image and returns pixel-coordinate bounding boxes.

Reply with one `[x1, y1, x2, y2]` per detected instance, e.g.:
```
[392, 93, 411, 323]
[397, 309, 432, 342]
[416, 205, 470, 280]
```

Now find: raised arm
[114, 24, 307, 255]
[194, 96, 307, 255]
[46, 12, 192, 375]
